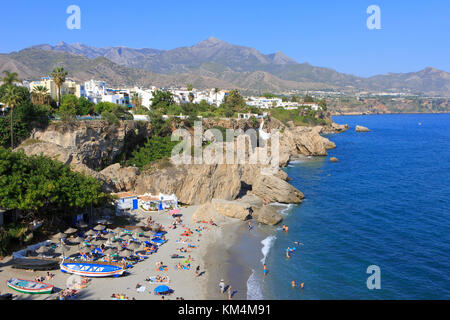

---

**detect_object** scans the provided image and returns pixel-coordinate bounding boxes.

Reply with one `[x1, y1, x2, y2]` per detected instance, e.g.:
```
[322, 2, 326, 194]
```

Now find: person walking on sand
[228, 285, 232, 300]
[248, 221, 252, 231]
[219, 279, 225, 294]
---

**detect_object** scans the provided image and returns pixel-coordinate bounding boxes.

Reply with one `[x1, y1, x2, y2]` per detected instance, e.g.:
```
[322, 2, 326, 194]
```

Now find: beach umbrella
[85, 229, 97, 236]
[133, 227, 144, 234]
[154, 285, 170, 295]
[64, 227, 78, 234]
[121, 233, 133, 240]
[105, 233, 115, 239]
[66, 275, 82, 289]
[127, 242, 140, 250]
[103, 248, 116, 256]
[113, 227, 123, 233]
[170, 209, 180, 215]
[36, 246, 50, 254]
[119, 250, 131, 258]
[71, 236, 84, 244]
[52, 232, 66, 239]
[93, 224, 105, 231]
[55, 245, 69, 254]
[96, 219, 107, 224]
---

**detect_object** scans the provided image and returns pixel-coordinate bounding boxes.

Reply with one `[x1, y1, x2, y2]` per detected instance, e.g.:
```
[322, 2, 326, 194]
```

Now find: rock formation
[355, 125, 371, 132]
[15, 116, 348, 225]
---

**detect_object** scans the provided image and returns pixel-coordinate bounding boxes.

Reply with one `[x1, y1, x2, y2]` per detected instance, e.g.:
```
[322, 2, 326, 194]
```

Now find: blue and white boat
[60, 260, 125, 277]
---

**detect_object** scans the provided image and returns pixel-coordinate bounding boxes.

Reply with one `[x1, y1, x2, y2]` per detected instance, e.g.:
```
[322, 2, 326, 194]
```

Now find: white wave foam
[270, 202, 295, 216]
[247, 235, 276, 300]
[246, 270, 264, 300]
[261, 235, 276, 264]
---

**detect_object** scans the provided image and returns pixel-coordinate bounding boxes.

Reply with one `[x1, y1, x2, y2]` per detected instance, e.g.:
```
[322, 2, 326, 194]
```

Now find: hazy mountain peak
[194, 37, 228, 47]
[270, 50, 298, 65]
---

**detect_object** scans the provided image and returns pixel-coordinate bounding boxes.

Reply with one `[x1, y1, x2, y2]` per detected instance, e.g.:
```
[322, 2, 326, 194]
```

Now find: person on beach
[219, 279, 225, 294]
[228, 285, 232, 300]
[195, 266, 200, 277]
[248, 221, 252, 231]
[263, 264, 268, 277]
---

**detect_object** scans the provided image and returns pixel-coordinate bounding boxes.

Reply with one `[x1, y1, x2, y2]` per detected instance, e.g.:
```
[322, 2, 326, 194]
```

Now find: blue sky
[1, 0, 449, 77]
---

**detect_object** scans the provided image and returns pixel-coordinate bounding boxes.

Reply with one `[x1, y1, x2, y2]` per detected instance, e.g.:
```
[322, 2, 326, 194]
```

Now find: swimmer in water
[286, 247, 291, 259]
[300, 282, 305, 289]
[291, 280, 296, 288]
[263, 264, 268, 277]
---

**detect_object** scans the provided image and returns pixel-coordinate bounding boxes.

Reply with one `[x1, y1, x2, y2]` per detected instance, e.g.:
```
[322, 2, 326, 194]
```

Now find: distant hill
[2, 37, 449, 96]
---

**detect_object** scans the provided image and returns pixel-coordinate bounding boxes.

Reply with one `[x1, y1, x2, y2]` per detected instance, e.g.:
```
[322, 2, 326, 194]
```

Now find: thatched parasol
[64, 227, 78, 234]
[93, 224, 105, 231]
[103, 248, 116, 256]
[119, 250, 131, 258]
[71, 236, 84, 244]
[119, 234, 132, 241]
[52, 232, 66, 239]
[36, 246, 50, 254]
[127, 242, 140, 250]
[85, 230, 96, 236]
[134, 227, 144, 233]
[105, 233, 115, 239]
[113, 227, 123, 233]
[54, 245, 69, 254]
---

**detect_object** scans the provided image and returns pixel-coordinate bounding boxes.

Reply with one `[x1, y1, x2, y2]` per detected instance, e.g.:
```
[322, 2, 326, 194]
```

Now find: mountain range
[1, 37, 449, 96]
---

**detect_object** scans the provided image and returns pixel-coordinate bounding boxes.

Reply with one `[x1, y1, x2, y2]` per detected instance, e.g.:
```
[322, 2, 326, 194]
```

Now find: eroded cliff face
[15, 117, 348, 223]
[17, 120, 151, 173]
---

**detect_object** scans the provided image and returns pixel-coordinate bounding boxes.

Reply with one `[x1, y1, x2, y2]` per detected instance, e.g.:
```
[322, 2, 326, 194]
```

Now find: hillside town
[22, 76, 321, 114]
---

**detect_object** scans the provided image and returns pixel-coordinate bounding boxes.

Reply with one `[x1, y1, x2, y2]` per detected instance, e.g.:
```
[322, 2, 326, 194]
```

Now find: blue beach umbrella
[158, 202, 163, 211]
[154, 285, 170, 295]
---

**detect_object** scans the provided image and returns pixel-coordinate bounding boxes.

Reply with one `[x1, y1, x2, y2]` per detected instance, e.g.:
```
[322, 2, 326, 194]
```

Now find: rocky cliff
[15, 117, 347, 225]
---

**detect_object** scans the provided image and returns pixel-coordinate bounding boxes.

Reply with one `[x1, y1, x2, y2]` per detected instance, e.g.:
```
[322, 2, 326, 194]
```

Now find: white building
[133, 87, 156, 109]
[84, 80, 107, 104]
[113, 192, 138, 215]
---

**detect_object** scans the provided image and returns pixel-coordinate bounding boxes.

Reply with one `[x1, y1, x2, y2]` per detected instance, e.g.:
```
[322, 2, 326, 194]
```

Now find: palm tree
[2, 86, 21, 149]
[188, 92, 194, 103]
[2, 71, 20, 86]
[51, 67, 68, 107]
[32, 85, 50, 105]
[131, 93, 142, 108]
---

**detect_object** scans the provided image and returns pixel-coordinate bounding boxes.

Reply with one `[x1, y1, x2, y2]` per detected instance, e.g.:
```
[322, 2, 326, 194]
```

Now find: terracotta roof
[138, 196, 159, 201]
[114, 192, 137, 198]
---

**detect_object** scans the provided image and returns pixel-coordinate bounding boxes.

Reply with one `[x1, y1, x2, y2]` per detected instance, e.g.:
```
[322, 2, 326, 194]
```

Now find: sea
[241, 114, 450, 300]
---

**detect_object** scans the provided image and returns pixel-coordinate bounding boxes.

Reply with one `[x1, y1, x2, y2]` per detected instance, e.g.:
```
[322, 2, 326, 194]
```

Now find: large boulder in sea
[252, 205, 283, 225]
[251, 174, 304, 204]
[356, 125, 371, 132]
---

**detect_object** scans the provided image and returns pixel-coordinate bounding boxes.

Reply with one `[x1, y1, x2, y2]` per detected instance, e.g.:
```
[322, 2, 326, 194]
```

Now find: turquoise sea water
[247, 114, 450, 300]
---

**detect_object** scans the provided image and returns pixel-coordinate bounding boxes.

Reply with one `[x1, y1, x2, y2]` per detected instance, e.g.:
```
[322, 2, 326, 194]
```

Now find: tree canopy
[0, 147, 109, 218]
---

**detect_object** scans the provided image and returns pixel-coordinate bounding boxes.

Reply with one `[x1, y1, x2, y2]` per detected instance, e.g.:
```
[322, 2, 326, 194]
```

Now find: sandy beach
[0, 205, 248, 301]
